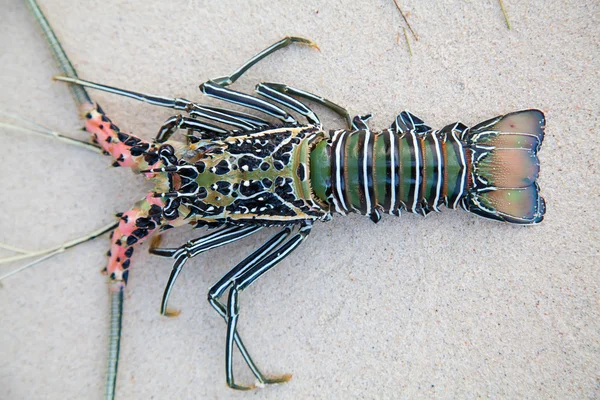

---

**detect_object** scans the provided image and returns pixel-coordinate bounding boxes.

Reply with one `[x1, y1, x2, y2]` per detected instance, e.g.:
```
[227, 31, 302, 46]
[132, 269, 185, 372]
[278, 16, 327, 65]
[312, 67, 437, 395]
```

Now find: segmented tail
[461, 110, 546, 224]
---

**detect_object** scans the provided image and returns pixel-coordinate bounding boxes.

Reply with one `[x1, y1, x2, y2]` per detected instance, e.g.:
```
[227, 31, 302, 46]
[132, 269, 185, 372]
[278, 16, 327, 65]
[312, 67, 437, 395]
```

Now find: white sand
[1, 0, 599, 399]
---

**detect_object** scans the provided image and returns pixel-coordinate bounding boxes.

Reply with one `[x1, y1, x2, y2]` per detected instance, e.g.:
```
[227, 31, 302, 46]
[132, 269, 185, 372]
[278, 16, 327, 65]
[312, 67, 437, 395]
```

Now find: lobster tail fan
[461, 109, 546, 224]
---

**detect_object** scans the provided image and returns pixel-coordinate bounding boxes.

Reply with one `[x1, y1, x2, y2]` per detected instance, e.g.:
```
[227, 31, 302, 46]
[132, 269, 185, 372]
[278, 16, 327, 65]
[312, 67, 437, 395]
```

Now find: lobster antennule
[461, 109, 546, 224]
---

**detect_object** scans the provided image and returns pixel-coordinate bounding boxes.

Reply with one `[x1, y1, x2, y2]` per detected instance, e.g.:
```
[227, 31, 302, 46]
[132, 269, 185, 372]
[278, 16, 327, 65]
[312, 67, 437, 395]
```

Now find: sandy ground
[1, 0, 599, 399]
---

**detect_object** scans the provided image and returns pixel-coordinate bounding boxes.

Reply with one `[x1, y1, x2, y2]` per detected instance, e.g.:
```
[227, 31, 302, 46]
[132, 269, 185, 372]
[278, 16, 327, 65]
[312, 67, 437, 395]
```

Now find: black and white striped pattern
[201, 81, 297, 124]
[330, 129, 378, 219]
[150, 225, 263, 315]
[430, 131, 444, 212]
[331, 129, 350, 215]
[329, 122, 468, 219]
[449, 129, 467, 210]
[407, 130, 423, 215]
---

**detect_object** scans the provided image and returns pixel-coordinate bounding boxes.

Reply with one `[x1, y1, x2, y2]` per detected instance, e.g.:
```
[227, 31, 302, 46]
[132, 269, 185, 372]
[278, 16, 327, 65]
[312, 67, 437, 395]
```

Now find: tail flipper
[461, 110, 546, 224]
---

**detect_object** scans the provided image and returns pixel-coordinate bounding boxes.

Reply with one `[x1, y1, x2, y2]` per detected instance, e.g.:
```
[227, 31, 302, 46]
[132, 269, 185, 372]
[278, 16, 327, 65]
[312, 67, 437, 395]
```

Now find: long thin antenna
[0, 222, 118, 280]
[106, 288, 123, 400]
[0, 111, 101, 153]
[23, 3, 121, 399]
[25, 0, 92, 107]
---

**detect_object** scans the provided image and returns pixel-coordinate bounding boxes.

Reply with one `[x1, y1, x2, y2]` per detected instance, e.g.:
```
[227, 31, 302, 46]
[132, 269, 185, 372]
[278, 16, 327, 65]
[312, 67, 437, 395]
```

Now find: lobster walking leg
[254, 83, 369, 131]
[259, 82, 352, 128]
[255, 83, 321, 125]
[156, 114, 229, 143]
[197, 37, 326, 124]
[54, 76, 270, 141]
[152, 227, 295, 387]
[208, 227, 293, 386]
[149, 225, 263, 315]
[210, 36, 319, 87]
[196, 106, 270, 128]
[224, 222, 313, 389]
[200, 81, 297, 124]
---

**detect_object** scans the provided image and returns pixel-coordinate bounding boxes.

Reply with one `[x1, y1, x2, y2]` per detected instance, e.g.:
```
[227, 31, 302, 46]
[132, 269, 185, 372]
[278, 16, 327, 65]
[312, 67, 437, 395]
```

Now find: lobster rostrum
[16, 0, 546, 396]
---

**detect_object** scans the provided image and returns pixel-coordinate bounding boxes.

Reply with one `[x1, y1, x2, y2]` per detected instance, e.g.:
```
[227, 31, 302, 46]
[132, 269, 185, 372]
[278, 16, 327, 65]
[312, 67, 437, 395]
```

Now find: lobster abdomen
[322, 127, 467, 219]
[310, 110, 545, 224]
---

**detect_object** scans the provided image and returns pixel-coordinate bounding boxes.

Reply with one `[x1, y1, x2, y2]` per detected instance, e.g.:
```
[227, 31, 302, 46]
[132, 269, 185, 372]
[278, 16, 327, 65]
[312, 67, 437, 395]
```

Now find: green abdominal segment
[310, 128, 468, 217]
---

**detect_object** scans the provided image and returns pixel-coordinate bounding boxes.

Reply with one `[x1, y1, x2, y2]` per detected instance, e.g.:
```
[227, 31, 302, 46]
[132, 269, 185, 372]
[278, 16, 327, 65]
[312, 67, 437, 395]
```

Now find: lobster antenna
[25, 2, 121, 399]
[0, 222, 118, 280]
[0, 111, 101, 153]
[25, 0, 92, 108]
[106, 289, 123, 400]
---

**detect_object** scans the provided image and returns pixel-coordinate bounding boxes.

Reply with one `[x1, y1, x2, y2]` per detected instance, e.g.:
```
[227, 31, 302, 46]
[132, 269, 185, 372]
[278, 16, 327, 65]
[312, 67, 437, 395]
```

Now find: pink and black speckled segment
[104, 193, 166, 289]
[81, 102, 160, 172]
[78, 101, 179, 288]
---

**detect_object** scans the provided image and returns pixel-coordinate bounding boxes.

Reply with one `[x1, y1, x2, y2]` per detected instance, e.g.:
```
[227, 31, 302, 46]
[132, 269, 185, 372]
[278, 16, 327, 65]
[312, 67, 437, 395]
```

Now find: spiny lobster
[4, 1, 545, 398]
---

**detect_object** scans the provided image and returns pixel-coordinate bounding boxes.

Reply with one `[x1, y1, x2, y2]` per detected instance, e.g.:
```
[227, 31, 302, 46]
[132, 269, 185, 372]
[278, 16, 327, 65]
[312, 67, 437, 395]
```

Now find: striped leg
[255, 83, 320, 125]
[53, 76, 268, 138]
[200, 81, 297, 124]
[198, 36, 321, 125]
[149, 225, 263, 316]
[158, 105, 273, 142]
[152, 226, 294, 388]
[156, 114, 229, 143]
[223, 222, 312, 390]
[55, 75, 192, 110]
[197, 106, 270, 128]
[257, 83, 352, 128]
[208, 227, 294, 388]
[210, 37, 319, 87]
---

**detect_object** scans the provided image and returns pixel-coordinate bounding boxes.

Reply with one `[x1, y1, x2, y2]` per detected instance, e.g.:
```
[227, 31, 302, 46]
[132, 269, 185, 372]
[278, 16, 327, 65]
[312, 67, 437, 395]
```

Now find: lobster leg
[200, 81, 297, 124]
[223, 222, 313, 389]
[198, 36, 320, 125]
[187, 108, 256, 131]
[53, 76, 265, 136]
[255, 83, 320, 125]
[207, 227, 293, 387]
[152, 227, 292, 386]
[156, 114, 229, 143]
[149, 225, 263, 315]
[258, 82, 352, 128]
[197, 106, 270, 128]
[210, 36, 319, 87]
